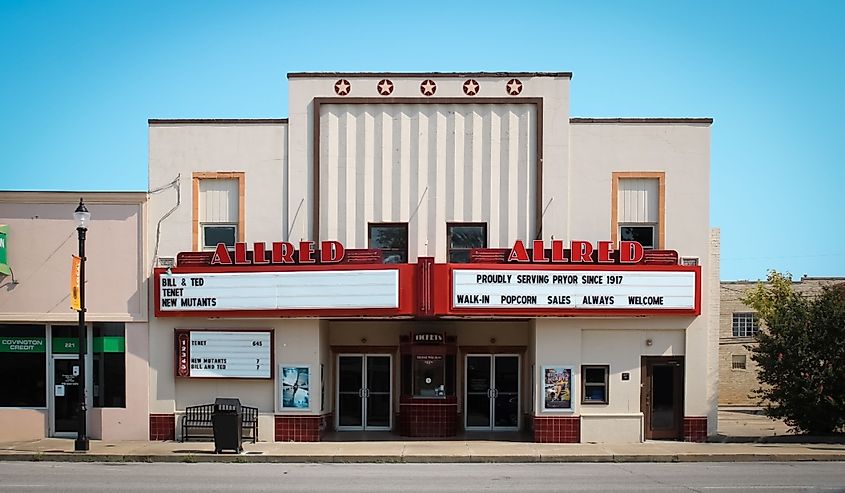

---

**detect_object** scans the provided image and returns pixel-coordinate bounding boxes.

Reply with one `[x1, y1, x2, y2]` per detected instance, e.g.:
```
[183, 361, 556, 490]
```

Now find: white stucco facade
[145, 72, 715, 443]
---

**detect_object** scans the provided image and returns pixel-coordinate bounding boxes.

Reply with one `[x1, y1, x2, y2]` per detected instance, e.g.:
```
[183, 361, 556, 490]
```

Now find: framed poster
[280, 365, 310, 410]
[542, 366, 574, 411]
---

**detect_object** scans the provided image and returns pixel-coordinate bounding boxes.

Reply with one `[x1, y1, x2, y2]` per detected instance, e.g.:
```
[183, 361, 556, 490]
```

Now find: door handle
[358, 389, 364, 398]
[364, 389, 370, 398]
[492, 389, 499, 398]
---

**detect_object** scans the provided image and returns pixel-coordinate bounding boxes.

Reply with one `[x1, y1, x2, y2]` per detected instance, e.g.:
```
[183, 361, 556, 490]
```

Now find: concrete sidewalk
[1, 438, 843, 463]
[1, 409, 842, 463]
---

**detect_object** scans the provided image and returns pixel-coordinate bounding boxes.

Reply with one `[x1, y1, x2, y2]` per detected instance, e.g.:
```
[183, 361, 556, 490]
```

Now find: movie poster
[280, 365, 310, 409]
[543, 366, 573, 410]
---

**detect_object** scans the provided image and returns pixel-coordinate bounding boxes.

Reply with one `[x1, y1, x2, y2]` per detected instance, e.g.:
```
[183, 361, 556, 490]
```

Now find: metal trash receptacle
[212, 398, 243, 453]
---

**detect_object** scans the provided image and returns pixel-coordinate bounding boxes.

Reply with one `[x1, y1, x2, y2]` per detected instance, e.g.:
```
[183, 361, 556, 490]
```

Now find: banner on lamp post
[70, 255, 81, 311]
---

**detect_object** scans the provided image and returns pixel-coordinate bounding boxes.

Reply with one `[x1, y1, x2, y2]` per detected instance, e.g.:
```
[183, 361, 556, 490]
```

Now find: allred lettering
[272, 242, 295, 263]
[597, 241, 614, 263]
[508, 240, 530, 262]
[210, 243, 232, 265]
[550, 239, 567, 262]
[299, 241, 316, 263]
[320, 240, 345, 263]
[532, 239, 549, 262]
[619, 241, 644, 263]
[234, 242, 250, 264]
[570, 240, 593, 263]
[253, 242, 270, 264]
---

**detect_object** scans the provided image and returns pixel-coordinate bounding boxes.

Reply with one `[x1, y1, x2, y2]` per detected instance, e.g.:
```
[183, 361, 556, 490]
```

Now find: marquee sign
[175, 329, 272, 379]
[448, 265, 700, 315]
[158, 269, 400, 314]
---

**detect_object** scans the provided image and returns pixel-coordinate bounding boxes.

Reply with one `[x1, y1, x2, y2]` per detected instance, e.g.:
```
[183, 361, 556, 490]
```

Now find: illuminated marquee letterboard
[452, 269, 697, 311]
[159, 270, 400, 312]
[175, 330, 272, 379]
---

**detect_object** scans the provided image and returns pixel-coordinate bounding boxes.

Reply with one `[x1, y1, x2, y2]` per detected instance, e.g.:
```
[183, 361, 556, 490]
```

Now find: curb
[1, 453, 844, 464]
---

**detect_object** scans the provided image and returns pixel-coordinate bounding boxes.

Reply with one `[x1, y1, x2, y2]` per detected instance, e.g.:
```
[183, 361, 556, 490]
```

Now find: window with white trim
[732, 312, 759, 337]
[617, 178, 659, 249]
[199, 178, 238, 250]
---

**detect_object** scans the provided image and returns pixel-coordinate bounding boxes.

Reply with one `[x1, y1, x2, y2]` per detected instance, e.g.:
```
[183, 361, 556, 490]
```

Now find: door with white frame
[336, 354, 392, 431]
[465, 354, 520, 431]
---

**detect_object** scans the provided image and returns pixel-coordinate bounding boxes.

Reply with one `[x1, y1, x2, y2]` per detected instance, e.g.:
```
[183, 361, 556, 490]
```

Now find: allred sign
[507, 240, 644, 264]
[211, 240, 345, 265]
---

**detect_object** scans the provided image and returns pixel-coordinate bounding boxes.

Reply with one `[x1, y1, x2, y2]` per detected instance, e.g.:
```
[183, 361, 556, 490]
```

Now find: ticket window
[400, 334, 456, 399]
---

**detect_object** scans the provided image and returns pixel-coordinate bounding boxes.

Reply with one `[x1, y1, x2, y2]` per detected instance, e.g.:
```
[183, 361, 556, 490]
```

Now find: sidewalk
[1, 409, 842, 464]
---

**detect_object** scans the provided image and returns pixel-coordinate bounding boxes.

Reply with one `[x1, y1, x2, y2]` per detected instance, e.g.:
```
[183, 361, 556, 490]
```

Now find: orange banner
[70, 255, 81, 311]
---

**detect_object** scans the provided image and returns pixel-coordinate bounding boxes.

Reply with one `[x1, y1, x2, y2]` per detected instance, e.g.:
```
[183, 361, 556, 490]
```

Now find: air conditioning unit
[157, 256, 176, 268]
[680, 257, 699, 266]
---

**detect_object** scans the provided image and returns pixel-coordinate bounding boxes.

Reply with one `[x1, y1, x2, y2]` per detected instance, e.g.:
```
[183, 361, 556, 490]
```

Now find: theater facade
[147, 72, 717, 443]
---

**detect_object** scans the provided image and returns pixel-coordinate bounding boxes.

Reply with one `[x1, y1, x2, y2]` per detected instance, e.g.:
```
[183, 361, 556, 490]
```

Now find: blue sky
[1, 1, 843, 281]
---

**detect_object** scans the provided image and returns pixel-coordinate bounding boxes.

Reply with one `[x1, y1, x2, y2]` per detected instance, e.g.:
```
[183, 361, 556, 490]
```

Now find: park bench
[181, 403, 258, 443]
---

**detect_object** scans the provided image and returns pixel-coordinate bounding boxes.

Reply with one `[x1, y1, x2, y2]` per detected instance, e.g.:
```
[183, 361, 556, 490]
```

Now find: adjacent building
[0, 192, 148, 441]
[718, 276, 845, 406]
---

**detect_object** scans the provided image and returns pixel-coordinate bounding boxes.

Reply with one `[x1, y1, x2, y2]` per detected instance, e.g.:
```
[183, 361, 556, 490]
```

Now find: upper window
[447, 223, 486, 263]
[732, 313, 759, 337]
[0, 324, 46, 407]
[613, 174, 664, 250]
[581, 365, 609, 404]
[193, 173, 244, 251]
[619, 224, 655, 249]
[368, 223, 408, 263]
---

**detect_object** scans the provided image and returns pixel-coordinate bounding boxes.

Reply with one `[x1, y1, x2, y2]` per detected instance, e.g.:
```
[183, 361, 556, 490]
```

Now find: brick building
[718, 276, 845, 406]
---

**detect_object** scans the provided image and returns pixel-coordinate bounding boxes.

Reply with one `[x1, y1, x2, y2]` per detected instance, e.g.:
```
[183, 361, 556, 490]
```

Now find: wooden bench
[181, 403, 259, 443]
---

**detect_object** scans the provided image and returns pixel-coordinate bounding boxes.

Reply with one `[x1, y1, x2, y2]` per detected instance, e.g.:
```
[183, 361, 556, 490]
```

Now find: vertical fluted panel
[320, 103, 536, 261]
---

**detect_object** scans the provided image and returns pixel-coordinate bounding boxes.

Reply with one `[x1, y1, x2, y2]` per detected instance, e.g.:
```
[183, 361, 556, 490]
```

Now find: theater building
[147, 72, 718, 443]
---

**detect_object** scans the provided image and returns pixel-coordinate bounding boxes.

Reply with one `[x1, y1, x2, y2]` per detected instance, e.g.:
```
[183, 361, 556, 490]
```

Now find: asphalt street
[0, 461, 844, 492]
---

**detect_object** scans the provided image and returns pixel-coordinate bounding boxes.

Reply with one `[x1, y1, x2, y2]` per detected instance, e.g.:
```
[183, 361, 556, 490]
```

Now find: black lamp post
[73, 198, 90, 452]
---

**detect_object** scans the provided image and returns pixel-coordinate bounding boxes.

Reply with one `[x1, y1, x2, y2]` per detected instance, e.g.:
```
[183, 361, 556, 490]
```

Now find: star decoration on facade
[463, 79, 479, 96]
[334, 79, 351, 96]
[506, 78, 523, 96]
[420, 79, 437, 96]
[377, 79, 394, 96]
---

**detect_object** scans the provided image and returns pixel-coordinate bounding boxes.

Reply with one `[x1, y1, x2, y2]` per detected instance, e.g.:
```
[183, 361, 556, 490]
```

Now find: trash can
[212, 398, 243, 453]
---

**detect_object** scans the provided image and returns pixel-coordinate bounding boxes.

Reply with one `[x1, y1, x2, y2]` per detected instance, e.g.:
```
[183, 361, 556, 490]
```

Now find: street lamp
[73, 198, 90, 452]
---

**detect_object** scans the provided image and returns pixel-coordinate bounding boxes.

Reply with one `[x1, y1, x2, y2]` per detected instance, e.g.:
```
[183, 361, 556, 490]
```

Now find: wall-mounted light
[645, 338, 653, 347]
[360, 337, 367, 344]
[490, 337, 497, 344]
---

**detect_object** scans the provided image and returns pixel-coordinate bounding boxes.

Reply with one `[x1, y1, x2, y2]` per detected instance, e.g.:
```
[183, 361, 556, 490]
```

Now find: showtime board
[175, 330, 272, 379]
[452, 269, 697, 311]
[159, 270, 399, 312]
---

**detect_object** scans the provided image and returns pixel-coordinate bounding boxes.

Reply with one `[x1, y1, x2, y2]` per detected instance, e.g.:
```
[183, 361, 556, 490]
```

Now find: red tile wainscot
[275, 415, 329, 442]
[683, 416, 708, 442]
[533, 415, 581, 443]
[398, 396, 458, 437]
[149, 414, 175, 441]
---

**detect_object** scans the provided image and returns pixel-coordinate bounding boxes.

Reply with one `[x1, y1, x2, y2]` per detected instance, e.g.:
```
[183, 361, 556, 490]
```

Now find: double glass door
[336, 354, 392, 431]
[465, 354, 520, 430]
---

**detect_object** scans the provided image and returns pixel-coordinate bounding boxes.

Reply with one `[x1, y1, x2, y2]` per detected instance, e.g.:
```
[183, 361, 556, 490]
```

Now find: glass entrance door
[336, 354, 392, 431]
[52, 357, 81, 435]
[465, 354, 520, 431]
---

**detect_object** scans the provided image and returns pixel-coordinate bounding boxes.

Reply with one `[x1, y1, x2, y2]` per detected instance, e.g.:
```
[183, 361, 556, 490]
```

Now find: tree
[741, 271, 845, 434]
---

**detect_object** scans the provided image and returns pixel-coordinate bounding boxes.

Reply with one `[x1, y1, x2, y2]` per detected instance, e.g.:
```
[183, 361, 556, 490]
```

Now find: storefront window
[92, 323, 126, 408]
[0, 324, 46, 407]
